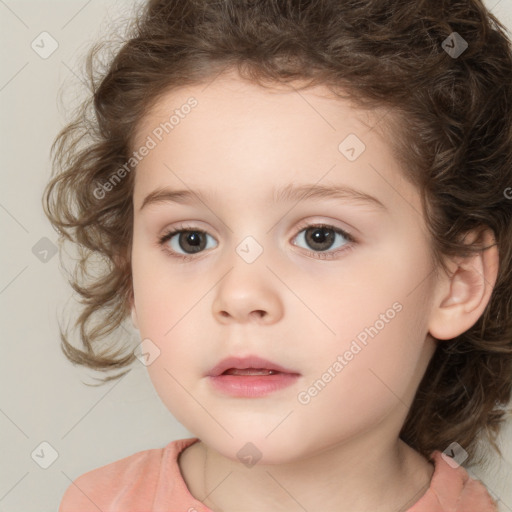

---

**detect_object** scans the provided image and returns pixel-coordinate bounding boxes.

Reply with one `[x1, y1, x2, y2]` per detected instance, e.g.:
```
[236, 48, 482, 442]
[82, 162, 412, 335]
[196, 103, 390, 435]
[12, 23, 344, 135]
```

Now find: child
[44, 0, 512, 510]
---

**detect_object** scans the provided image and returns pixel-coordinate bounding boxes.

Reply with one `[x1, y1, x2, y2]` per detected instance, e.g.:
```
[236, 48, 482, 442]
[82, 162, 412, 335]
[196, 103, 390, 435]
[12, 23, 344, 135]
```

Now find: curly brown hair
[43, 0, 512, 467]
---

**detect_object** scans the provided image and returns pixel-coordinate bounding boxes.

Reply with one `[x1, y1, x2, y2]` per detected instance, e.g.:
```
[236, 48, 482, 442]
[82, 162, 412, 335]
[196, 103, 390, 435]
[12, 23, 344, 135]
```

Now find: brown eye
[159, 228, 217, 256]
[303, 226, 336, 251]
[175, 230, 207, 254]
[291, 223, 354, 257]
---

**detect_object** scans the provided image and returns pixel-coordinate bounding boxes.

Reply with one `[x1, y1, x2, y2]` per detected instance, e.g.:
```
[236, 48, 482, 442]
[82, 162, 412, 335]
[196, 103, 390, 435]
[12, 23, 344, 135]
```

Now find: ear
[428, 228, 499, 340]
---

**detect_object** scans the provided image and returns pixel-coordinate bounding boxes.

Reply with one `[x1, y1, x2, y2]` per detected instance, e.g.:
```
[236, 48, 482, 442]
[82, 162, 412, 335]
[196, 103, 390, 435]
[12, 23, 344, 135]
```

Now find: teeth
[223, 368, 278, 376]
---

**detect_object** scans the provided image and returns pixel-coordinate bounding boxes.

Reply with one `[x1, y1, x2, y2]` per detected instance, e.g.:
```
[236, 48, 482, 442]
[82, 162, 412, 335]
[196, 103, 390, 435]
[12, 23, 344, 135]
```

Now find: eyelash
[157, 221, 356, 262]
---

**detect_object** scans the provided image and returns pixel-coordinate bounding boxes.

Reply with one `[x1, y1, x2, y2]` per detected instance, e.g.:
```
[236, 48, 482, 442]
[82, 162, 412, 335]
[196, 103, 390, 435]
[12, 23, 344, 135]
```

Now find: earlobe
[428, 228, 499, 341]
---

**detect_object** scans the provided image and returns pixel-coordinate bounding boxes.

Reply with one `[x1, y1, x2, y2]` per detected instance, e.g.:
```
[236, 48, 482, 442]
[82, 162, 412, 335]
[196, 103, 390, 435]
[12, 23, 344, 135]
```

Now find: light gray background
[1, 1, 511, 511]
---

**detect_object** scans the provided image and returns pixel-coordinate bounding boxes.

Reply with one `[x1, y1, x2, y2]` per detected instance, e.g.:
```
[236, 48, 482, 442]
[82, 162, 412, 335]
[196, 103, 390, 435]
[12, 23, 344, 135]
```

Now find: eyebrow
[139, 183, 387, 212]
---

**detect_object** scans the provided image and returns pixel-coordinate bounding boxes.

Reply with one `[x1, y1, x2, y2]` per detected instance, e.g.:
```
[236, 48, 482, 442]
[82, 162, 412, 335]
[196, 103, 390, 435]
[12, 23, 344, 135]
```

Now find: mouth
[206, 355, 300, 398]
[207, 355, 300, 377]
[221, 368, 281, 376]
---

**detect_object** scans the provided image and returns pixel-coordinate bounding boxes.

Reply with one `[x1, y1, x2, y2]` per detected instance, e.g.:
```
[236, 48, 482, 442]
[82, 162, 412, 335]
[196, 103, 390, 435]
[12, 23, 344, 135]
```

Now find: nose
[212, 264, 284, 325]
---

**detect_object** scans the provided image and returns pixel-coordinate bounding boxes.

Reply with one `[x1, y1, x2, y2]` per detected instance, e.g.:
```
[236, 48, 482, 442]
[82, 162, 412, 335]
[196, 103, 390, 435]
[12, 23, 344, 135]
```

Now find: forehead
[131, 71, 419, 219]
[134, 72, 380, 149]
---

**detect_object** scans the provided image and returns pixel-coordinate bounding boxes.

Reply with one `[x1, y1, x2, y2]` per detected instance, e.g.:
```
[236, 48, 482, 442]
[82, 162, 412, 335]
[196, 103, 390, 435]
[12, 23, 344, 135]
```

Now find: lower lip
[208, 373, 300, 397]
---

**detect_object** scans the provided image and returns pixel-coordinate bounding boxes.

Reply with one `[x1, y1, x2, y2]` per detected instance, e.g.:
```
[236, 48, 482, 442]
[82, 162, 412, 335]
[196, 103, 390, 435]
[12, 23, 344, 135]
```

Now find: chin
[199, 430, 310, 467]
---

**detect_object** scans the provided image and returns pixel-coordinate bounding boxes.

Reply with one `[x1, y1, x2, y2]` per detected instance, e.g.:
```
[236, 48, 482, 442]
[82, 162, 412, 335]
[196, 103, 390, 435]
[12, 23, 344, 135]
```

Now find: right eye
[158, 225, 218, 261]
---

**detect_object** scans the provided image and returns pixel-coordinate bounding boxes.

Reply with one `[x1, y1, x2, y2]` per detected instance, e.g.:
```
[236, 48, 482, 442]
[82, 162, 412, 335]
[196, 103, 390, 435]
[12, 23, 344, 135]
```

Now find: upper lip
[207, 355, 300, 377]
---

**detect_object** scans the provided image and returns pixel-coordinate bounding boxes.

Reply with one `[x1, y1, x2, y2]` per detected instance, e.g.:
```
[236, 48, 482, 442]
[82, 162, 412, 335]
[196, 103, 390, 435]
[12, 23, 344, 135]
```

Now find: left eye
[291, 224, 354, 254]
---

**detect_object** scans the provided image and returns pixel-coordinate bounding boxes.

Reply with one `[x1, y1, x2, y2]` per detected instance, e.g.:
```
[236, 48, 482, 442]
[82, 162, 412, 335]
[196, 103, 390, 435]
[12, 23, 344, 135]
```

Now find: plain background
[1, 0, 511, 510]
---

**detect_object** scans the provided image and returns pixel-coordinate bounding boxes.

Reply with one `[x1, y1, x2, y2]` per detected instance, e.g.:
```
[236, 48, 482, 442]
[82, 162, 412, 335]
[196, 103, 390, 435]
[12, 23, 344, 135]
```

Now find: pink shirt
[59, 437, 498, 512]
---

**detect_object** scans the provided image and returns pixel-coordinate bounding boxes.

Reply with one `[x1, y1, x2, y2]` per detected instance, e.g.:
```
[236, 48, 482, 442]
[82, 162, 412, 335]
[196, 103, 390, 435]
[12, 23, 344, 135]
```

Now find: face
[130, 70, 439, 464]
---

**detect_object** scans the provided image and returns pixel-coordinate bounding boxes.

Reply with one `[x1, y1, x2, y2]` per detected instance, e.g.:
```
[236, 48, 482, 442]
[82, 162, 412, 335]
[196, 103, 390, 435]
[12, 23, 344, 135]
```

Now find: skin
[129, 69, 499, 512]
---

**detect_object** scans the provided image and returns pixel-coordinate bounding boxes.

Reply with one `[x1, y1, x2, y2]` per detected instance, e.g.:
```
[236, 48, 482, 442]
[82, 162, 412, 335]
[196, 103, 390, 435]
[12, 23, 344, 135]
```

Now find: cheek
[142, 321, 210, 432]
[145, 364, 205, 436]
[306, 245, 434, 414]
[290, 304, 432, 458]
[131, 238, 199, 336]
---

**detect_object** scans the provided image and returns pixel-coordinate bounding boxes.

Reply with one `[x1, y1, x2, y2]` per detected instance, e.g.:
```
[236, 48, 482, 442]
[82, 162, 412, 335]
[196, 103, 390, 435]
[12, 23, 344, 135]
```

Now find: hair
[43, 0, 512, 467]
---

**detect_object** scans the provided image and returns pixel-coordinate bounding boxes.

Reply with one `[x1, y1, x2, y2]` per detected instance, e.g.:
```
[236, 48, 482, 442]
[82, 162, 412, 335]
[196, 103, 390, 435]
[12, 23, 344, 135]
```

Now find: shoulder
[58, 438, 199, 512]
[408, 450, 499, 512]
[58, 446, 163, 511]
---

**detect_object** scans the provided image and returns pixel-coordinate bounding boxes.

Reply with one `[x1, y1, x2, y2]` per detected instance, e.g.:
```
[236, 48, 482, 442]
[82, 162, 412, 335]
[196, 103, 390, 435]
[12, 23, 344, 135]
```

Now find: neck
[179, 431, 434, 512]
